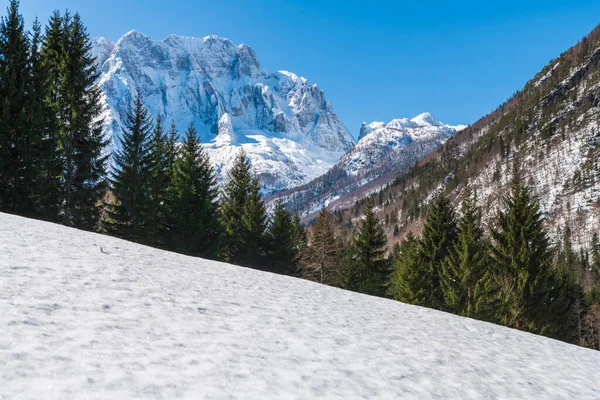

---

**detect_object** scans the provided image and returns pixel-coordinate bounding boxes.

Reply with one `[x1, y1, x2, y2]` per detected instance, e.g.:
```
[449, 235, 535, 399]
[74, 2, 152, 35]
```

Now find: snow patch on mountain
[91, 33, 354, 194]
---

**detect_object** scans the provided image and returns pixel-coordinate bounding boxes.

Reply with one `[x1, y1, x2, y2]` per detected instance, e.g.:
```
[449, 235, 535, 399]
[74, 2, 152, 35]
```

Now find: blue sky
[14, 0, 600, 136]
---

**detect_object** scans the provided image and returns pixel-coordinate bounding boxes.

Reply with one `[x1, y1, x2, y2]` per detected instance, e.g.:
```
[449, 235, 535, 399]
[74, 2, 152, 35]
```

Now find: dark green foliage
[28, 18, 61, 220]
[216, 149, 276, 269]
[239, 178, 268, 268]
[108, 94, 154, 240]
[388, 232, 423, 303]
[419, 193, 458, 309]
[55, 13, 107, 229]
[490, 171, 572, 337]
[146, 116, 171, 244]
[266, 201, 302, 276]
[345, 199, 390, 296]
[0, 0, 33, 212]
[170, 124, 220, 259]
[292, 212, 308, 273]
[441, 186, 494, 318]
[220, 150, 259, 264]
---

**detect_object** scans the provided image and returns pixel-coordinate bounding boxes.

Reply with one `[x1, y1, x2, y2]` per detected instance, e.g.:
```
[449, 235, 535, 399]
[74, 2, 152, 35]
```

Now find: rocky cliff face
[92, 31, 355, 193]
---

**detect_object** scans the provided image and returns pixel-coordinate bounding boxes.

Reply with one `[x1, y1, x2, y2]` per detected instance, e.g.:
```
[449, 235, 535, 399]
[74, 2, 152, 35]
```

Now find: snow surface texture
[91, 32, 355, 194]
[2, 213, 600, 399]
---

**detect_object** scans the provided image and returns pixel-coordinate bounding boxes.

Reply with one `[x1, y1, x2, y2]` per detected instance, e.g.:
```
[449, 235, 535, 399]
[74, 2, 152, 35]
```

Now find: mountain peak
[410, 112, 442, 127]
[93, 30, 354, 194]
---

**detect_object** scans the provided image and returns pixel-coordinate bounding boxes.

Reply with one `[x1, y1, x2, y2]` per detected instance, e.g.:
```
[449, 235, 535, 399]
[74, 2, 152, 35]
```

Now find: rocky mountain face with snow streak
[269, 113, 464, 218]
[92, 32, 354, 194]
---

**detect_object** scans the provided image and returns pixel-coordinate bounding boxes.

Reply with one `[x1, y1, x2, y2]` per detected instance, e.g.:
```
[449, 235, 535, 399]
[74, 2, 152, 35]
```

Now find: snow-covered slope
[271, 113, 464, 218]
[92, 32, 355, 194]
[2, 212, 599, 399]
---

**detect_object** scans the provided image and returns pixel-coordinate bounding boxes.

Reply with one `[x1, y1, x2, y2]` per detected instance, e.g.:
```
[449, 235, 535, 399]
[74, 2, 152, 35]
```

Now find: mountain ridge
[269, 113, 464, 218]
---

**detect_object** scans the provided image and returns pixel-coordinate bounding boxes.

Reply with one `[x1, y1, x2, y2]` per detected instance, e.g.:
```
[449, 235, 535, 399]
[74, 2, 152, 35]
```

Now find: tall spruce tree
[170, 123, 220, 258]
[28, 18, 61, 220]
[266, 201, 300, 275]
[108, 94, 154, 240]
[220, 150, 253, 264]
[292, 212, 308, 275]
[490, 170, 572, 337]
[441, 185, 493, 318]
[58, 13, 107, 228]
[346, 200, 390, 296]
[0, 0, 31, 212]
[146, 115, 170, 244]
[388, 232, 424, 303]
[419, 193, 458, 309]
[239, 178, 268, 269]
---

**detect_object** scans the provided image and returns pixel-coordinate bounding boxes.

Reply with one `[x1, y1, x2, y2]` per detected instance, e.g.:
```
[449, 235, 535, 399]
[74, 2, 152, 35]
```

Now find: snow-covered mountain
[345, 112, 465, 175]
[92, 32, 355, 194]
[2, 212, 600, 398]
[270, 113, 465, 218]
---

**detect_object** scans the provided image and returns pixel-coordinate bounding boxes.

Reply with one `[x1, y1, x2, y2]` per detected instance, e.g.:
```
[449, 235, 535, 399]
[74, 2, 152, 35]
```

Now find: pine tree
[266, 201, 300, 276]
[441, 185, 493, 317]
[220, 150, 253, 263]
[58, 13, 107, 229]
[239, 178, 268, 268]
[0, 0, 32, 212]
[291, 212, 308, 277]
[170, 124, 220, 258]
[346, 199, 390, 296]
[388, 232, 424, 303]
[27, 17, 61, 220]
[304, 208, 342, 286]
[146, 115, 170, 244]
[108, 94, 154, 240]
[419, 193, 458, 309]
[490, 170, 572, 337]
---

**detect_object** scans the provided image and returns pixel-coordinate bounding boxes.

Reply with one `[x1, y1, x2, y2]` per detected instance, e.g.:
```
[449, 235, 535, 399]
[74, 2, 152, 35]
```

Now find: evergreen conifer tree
[27, 17, 61, 220]
[490, 170, 572, 337]
[441, 185, 493, 317]
[0, 0, 32, 212]
[146, 116, 170, 244]
[266, 201, 300, 275]
[238, 178, 268, 268]
[346, 199, 390, 296]
[108, 94, 153, 240]
[419, 193, 458, 309]
[292, 212, 308, 276]
[58, 13, 107, 228]
[170, 123, 220, 258]
[388, 232, 424, 303]
[220, 150, 253, 263]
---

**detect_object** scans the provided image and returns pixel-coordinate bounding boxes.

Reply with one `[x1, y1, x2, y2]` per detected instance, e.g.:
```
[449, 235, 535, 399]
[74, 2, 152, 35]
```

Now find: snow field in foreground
[1, 212, 600, 399]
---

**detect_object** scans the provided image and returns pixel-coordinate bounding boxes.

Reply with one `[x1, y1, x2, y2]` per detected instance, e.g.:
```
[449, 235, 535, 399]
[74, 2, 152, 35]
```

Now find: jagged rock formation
[92, 32, 354, 193]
